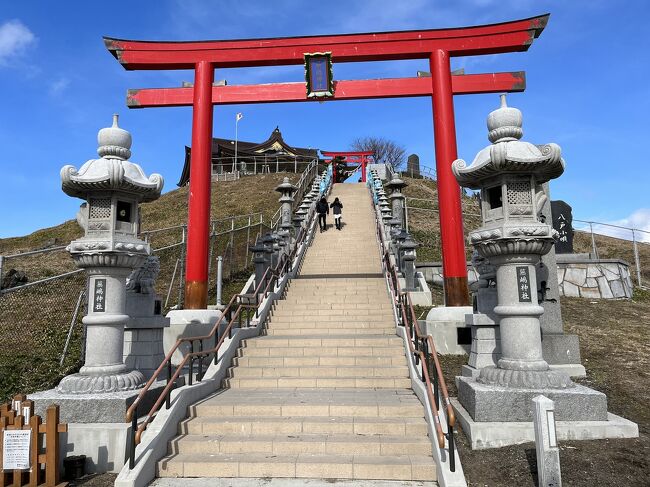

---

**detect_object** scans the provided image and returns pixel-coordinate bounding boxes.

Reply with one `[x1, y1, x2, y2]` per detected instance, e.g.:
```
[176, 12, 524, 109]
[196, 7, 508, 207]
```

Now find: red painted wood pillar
[332, 160, 337, 183]
[361, 156, 367, 183]
[185, 60, 214, 309]
[430, 49, 470, 306]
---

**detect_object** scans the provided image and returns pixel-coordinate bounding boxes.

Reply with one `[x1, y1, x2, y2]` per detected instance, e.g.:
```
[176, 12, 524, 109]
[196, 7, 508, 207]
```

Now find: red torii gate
[321, 151, 374, 183]
[105, 13, 549, 309]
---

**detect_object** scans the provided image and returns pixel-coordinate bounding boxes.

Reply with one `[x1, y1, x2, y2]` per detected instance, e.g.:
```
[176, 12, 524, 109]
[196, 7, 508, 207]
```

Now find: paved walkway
[156, 184, 436, 483]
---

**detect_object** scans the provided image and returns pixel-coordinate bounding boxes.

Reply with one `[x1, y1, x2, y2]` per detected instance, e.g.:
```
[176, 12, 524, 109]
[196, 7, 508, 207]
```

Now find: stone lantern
[386, 175, 407, 228]
[58, 114, 163, 393]
[400, 234, 419, 290]
[275, 177, 297, 247]
[249, 239, 267, 290]
[262, 233, 276, 271]
[453, 95, 607, 423]
[292, 214, 303, 237]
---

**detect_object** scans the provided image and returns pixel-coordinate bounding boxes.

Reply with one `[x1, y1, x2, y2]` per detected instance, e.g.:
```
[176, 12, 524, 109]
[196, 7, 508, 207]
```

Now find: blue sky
[0, 0, 648, 241]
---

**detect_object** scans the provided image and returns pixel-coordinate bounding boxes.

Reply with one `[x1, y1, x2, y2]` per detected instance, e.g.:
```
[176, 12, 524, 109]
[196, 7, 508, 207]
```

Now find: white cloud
[0, 20, 36, 66]
[49, 77, 70, 96]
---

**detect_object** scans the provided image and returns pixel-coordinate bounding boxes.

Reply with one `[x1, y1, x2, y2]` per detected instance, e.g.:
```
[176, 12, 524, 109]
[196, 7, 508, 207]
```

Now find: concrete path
[151, 478, 435, 487]
[156, 184, 437, 483]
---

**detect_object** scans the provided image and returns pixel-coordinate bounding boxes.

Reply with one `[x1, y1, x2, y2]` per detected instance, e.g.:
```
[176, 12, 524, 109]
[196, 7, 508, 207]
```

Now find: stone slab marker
[533, 395, 562, 487]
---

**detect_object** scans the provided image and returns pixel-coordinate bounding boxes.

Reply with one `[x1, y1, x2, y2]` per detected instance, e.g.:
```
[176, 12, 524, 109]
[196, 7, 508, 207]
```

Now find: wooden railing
[372, 189, 457, 472]
[0, 396, 67, 487]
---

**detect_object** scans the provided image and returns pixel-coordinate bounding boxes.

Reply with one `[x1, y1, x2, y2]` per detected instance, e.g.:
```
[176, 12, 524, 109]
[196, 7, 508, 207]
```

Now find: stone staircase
[157, 183, 437, 483]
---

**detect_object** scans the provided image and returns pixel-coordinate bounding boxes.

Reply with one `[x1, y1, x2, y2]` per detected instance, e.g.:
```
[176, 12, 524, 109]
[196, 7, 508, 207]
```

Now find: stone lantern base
[56, 368, 146, 394]
[457, 376, 607, 422]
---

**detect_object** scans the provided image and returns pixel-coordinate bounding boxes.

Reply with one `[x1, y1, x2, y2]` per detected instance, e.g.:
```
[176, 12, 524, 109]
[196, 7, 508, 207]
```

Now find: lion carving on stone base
[126, 256, 160, 294]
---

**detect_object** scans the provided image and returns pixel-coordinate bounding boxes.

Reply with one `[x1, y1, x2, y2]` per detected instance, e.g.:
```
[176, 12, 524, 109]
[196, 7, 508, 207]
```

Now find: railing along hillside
[0, 165, 320, 401]
[212, 155, 318, 177]
[126, 167, 330, 469]
[367, 172, 457, 475]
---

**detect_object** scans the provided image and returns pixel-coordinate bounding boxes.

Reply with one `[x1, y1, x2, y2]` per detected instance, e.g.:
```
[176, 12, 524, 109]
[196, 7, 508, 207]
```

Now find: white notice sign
[2, 430, 31, 470]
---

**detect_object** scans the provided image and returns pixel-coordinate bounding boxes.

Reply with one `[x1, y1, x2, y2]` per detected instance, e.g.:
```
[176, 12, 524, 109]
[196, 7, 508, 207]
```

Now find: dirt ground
[441, 288, 650, 486]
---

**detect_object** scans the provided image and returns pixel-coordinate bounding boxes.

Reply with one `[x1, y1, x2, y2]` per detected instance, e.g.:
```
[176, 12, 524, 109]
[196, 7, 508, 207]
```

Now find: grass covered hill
[0, 173, 299, 401]
[0, 173, 298, 255]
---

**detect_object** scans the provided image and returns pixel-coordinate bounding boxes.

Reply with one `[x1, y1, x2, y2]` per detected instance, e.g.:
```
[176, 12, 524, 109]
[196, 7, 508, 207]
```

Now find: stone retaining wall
[556, 256, 633, 299]
[417, 257, 633, 300]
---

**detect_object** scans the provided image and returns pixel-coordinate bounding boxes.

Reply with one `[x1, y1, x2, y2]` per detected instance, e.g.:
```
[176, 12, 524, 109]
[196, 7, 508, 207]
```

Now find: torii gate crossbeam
[105, 14, 549, 309]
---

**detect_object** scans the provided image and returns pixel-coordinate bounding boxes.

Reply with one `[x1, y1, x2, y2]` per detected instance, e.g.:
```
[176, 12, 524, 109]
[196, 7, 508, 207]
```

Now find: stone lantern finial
[487, 94, 523, 143]
[98, 113, 132, 160]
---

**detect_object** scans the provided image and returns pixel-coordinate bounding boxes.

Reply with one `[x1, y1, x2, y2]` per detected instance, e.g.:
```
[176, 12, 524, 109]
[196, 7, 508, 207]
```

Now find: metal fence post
[632, 229, 642, 287]
[589, 222, 599, 259]
[178, 225, 186, 308]
[246, 215, 252, 267]
[229, 218, 235, 278]
[216, 256, 223, 307]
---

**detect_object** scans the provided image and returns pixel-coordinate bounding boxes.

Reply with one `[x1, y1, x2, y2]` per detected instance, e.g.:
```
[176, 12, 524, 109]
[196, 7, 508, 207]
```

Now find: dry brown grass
[402, 177, 480, 262]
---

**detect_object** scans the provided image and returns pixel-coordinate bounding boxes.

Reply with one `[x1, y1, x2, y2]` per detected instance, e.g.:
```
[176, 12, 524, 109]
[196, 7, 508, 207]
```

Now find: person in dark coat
[330, 197, 343, 230]
[316, 197, 329, 232]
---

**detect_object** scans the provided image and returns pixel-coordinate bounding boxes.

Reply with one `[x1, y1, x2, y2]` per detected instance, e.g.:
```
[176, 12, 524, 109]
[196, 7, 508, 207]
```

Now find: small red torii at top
[104, 13, 550, 309]
[321, 151, 374, 183]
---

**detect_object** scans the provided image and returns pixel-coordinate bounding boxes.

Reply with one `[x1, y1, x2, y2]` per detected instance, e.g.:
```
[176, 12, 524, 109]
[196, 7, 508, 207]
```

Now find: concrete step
[224, 376, 412, 389]
[271, 309, 392, 318]
[190, 390, 424, 418]
[281, 296, 389, 304]
[170, 433, 433, 456]
[179, 415, 428, 436]
[242, 335, 404, 348]
[229, 364, 409, 379]
[240, 345, 405, 358]
[157, 452, 436, 481]
[268, 315, 393, 324]
[274, 303, 393, 311]
[233, 355, 407, 367]
[283, 291, 387, 297]
[265, 327, 396, 336]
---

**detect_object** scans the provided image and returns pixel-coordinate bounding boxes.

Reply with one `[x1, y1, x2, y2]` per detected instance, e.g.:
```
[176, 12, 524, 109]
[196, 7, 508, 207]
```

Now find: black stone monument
[407, 154, 420, 177]
[551, 200, 574, 254]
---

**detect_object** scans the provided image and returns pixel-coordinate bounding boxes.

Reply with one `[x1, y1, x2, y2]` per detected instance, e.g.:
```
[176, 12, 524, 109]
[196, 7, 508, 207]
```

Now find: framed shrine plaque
[305, 52, 334, 98]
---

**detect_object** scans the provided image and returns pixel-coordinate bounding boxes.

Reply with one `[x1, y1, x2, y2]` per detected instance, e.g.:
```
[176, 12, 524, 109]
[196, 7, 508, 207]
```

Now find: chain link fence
[0, 211, 274, 401]
[0, 270, 87, 401]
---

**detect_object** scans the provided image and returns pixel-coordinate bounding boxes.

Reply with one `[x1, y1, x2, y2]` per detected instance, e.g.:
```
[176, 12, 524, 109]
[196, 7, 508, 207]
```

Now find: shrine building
[177, 126, 319, 186]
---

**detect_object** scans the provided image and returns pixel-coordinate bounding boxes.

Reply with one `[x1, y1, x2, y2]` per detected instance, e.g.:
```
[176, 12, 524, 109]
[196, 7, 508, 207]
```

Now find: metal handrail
[125, 172, 327, 469]
[126, 250, 293, 464]
[370, 181, 456, 472]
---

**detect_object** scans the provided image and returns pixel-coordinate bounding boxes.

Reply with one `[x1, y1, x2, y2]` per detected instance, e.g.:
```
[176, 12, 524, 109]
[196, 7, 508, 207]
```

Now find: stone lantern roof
[452, 95, 565, 189]
[385, 174, 407, 193]
[275, 177, 298, 195]
[60, 114, 163, 202]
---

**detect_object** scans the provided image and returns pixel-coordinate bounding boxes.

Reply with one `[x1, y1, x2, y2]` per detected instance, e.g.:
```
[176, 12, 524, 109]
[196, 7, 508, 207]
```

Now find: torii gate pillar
[430, 49, 469, 306]
[185, 61, 214, 309]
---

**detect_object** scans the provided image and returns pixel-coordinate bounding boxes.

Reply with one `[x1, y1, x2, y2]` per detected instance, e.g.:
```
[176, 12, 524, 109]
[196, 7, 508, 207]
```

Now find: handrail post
[214, 328, 219, 365]
[166, 361, 172, 409]
[198, 341, 204, 381]
[448, 422, 456, 472]
[129, 408, 137, 469]
[189, 341, 195, 385]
